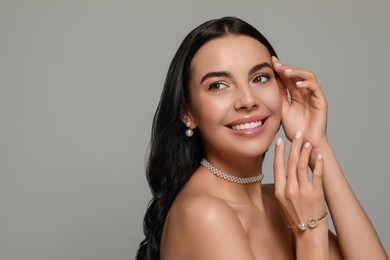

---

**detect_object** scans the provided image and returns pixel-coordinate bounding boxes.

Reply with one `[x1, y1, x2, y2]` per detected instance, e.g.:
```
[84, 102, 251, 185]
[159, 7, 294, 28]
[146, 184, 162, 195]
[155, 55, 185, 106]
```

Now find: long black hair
[136, 16, 278, 260]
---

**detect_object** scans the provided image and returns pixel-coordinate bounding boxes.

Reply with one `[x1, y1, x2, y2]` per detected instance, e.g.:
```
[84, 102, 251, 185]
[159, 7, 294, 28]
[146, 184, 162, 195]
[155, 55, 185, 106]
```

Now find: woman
[137, 17, 387, 259]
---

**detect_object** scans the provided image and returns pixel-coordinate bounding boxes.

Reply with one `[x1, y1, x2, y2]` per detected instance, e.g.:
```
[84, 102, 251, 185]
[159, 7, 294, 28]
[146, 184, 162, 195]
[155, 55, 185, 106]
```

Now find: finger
[286, 131, 304, 187]
[312, 154, 324, 190]
[297, 141, 312, 185]
[272, 56, 283, 68]
[295, 80, 327, 102]
[272, 57, 297, 96]
[272, 56, 295, 73]
[272, 57, 324, 101]
[283, 67, 317, 82]
[273, 137, 286, 198]
[295, 80, 321, 90]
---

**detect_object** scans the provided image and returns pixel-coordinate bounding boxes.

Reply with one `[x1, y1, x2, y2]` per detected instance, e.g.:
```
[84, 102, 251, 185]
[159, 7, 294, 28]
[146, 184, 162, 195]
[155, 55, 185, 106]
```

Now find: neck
[204, 153, 263, 178]
[202, 153, 265, 209]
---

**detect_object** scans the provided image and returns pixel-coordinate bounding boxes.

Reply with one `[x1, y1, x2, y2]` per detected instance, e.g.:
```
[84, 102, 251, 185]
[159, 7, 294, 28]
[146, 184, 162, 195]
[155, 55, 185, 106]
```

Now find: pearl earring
[185, 122, 193, 137]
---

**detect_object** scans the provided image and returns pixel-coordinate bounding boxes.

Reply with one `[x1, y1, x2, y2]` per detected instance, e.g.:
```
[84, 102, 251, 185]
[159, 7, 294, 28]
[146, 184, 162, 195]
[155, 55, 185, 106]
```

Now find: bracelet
[287, 212, 328, 231]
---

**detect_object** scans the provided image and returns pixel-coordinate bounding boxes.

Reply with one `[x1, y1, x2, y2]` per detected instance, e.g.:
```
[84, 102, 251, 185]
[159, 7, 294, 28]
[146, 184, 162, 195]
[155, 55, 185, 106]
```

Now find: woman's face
[186, 35, 282, 160]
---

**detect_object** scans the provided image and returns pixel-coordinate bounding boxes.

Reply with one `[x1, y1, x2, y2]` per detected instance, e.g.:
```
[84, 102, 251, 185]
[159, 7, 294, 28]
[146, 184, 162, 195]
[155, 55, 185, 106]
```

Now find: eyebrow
[248, 62, 273, 75]
[199, 62, 273, 84]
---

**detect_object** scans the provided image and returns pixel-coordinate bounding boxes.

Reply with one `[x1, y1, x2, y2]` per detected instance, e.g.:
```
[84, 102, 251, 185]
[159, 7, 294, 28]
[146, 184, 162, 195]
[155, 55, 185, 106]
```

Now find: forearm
[312, 142, 387, 259]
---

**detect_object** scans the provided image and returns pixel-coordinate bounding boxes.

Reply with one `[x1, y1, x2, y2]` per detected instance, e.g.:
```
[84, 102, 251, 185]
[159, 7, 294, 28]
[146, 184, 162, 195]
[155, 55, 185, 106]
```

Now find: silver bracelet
[287, 212, 328, 231]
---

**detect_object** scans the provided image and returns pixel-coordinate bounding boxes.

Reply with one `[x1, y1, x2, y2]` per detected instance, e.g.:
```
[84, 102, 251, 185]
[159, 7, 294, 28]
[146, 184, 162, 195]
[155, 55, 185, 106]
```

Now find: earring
[185, 122, 193, 137]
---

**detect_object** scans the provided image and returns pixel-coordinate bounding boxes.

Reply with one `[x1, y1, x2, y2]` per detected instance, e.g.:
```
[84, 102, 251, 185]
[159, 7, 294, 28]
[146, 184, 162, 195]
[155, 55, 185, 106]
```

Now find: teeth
[232, 120, 263, 131]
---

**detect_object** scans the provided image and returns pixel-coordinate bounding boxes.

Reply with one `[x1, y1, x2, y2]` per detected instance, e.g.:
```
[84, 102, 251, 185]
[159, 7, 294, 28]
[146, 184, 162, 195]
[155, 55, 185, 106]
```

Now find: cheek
[191, 94, 231, 126]
[275, 94, 283, 114]
[263, 87, 283, 115]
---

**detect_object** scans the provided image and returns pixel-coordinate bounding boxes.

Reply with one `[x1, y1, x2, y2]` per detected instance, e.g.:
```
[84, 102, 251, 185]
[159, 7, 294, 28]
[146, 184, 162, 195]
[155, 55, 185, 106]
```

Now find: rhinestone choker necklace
[200, 158, 264, 184]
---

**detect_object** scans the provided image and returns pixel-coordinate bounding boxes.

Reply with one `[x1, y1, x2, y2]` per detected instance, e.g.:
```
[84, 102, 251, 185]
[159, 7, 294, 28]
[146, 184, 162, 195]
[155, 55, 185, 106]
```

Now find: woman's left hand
[273, 133, 328, 238]
[272, 56, 328, 148]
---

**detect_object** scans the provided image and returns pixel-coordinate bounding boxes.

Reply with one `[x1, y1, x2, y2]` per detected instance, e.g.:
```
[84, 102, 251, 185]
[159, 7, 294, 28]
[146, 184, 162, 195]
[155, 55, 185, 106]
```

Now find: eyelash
[208, 82, 228, 92]
[207, 74, 270, 92]
[253, 74, 270, 84]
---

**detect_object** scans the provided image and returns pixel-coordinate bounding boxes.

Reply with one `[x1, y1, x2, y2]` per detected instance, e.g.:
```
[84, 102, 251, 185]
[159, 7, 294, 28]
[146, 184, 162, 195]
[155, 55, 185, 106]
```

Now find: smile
[231, 120, 263, 131]
[227, 115, 268, 137]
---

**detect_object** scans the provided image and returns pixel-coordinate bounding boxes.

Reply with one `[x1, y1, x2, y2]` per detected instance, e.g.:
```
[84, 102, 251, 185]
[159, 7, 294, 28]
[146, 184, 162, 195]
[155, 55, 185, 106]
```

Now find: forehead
[190, 35, 271, 78]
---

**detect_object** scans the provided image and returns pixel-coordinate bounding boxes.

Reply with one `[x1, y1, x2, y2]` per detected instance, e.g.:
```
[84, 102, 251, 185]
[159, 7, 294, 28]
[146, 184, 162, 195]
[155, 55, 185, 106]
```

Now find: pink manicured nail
[318, 154, 323, 160]
[285, 69, 293, 73]
[276, 137, 282, 146]
[304, 142, 311, 148]
[272, 56, 282, 66]
[296, 81, 303, 87]
[295, 131, 302, 140]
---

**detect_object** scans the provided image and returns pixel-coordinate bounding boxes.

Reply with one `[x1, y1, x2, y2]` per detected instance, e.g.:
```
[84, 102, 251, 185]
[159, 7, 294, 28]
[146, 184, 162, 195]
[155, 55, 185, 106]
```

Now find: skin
[160, 35, 388, 259]
[273, 57, 387, 259]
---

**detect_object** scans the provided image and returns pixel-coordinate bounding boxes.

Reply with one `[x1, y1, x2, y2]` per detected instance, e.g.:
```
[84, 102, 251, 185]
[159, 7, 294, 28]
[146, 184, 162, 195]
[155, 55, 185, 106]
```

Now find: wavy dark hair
[136, 16, 278, 260]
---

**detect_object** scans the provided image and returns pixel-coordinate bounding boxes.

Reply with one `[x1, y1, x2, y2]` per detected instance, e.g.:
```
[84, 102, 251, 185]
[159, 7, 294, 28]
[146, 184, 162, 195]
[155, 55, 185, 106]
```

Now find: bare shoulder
[161, 193, 256, 260]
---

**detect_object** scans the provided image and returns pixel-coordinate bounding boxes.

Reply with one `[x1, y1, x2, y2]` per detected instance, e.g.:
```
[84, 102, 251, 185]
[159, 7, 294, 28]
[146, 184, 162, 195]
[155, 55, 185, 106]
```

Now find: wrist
[310, 136, 329, 151]
[289, 213, 329, 238]
[295, 229, 329, 260]
[294, 221, 328, 238]
[294, 220, 329, 256]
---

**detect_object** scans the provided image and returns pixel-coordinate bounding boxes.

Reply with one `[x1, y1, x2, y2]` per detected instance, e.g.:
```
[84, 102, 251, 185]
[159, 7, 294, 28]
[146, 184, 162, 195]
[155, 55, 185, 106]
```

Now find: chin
[217, 140, 270, 159]
[235, 147, 268, 158]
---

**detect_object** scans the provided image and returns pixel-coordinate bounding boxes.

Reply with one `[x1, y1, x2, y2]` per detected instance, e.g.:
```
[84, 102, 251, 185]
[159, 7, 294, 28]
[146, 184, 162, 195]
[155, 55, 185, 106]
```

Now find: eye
[208, 82, 228, 92]
[253, 74, 270, 84]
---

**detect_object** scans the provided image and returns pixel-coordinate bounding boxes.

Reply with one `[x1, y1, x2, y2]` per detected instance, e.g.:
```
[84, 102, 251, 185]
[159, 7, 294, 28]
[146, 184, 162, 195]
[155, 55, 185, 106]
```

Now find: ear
[181, 111, 198, 129]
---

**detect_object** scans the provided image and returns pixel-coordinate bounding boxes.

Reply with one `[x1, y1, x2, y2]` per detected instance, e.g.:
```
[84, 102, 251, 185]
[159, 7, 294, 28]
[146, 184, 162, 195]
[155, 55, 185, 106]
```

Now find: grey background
[1, 0, 389, 259]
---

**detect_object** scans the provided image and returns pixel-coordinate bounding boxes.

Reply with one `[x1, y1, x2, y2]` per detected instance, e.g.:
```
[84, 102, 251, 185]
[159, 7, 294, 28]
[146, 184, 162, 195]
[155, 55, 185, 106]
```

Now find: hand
[273, 132, 327, 236]
[272, 56, 328, 148]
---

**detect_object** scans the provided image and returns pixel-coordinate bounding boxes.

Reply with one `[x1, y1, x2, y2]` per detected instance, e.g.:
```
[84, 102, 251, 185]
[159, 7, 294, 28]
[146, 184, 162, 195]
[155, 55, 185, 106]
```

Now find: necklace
[200, 158, 264, 184]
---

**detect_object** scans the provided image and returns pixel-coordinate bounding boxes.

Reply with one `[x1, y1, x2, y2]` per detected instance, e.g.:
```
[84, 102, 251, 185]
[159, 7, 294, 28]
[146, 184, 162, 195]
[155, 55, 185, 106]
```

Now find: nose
[233, 85, 259, 111]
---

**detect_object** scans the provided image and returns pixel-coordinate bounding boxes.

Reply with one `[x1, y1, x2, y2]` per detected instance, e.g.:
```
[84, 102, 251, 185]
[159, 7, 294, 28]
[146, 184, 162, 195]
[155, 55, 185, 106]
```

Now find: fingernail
[304, 142, 311, 148]
[276, 62, 282, 67]
[317, 154, 323, 160]
[295, 131, 302, 139]
[276, 137, 283, 146]
[296, 81, 303, 87]
[285, 69, 293, 73]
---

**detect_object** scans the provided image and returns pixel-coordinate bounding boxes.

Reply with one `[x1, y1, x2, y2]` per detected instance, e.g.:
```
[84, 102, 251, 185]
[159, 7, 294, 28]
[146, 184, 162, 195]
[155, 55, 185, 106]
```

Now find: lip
[226, 115, 268, 138]
[227, 115, 267, 126]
